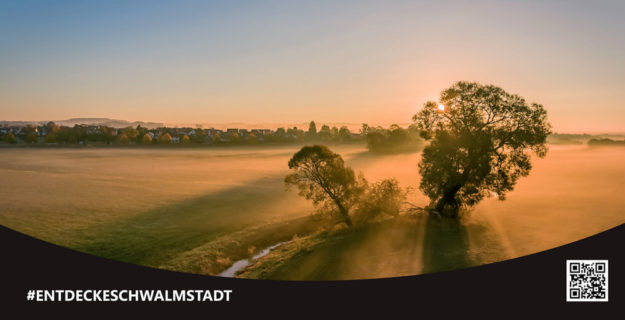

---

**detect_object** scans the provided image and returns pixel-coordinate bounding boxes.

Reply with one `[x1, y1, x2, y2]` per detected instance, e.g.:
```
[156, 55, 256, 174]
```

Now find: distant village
[0, 121, 367, 146]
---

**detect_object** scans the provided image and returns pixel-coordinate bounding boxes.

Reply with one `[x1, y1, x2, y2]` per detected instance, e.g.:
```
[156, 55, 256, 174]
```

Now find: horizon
[2, 117, 625, 135]
[1, 1, 624, 133]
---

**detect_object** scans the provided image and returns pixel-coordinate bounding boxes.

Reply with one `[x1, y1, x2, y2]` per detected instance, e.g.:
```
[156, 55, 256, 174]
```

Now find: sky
[1, 0, 624, 133]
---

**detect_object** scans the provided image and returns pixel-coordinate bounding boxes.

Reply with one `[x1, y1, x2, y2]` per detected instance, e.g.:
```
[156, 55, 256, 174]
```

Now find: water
[218, 241, 287, 277]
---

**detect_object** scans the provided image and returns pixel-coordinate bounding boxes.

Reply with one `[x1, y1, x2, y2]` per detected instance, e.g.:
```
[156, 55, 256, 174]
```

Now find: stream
[218, 241, 287, 277]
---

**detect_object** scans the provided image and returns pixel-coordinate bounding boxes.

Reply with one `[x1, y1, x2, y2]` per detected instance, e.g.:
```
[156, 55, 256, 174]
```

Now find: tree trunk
[434, 184, 462, 218]
[334, 200, 353, 226]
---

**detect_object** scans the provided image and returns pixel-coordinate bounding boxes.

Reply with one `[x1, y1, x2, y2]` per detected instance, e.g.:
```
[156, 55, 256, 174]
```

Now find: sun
[437, 104, 445, 111]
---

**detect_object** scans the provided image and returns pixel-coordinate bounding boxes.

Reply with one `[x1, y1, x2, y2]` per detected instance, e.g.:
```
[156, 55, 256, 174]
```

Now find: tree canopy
[307, 121, 317, 137]
[285, 145, 366, 226]
[141, 133, 152, 144]
[413, 81, 551, 217]
[159, 132, 173, 144]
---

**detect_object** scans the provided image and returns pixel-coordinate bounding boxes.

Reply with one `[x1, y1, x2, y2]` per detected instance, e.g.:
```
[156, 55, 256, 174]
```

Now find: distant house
[226, 128, 238, 136]
[36, 126, 47, 136]
[9, 126, 22, 134]
[86, 125, 100, 135]
[251, 129, 271, 136]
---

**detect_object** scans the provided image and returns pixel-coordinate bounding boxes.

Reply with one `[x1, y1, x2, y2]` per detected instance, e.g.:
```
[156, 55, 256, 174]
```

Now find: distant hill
[588, 138, 625, 147]
[0, 118, 164, 129]
[547, 133, 625, 145]
[54, 118, 164, 129]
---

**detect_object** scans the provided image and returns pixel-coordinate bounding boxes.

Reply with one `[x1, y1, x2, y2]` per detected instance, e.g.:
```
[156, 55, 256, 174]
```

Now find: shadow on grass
[254, 217, 424, 280]
[421, 215, 472, 274]
[74, 174, 307, 267]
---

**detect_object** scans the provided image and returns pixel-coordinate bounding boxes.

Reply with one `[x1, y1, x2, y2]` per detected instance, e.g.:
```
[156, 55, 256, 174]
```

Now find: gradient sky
[1, 0, 624, 132]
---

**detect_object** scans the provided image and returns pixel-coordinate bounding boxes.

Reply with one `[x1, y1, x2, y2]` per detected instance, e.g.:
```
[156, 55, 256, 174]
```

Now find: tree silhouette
[118, 133, 130, 145]
[307, 121, 317, 139]
[141, 133, 152, 144]
[159, 132, 172, 144]
[122, 126, 138, 140]
[413, 82, 551, 217]
[285, 145, 366, 226]
[338, 126, 352, 143]
[25, 132, 38, 144]
[362, 124, 423, 154]
[318, 125, 331, 142]
[3, 132, 17, 144]
[182, 135, 191, 144]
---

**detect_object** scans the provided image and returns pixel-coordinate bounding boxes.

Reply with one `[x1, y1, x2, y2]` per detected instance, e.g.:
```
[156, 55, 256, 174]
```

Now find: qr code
[566, 260, 608, 302]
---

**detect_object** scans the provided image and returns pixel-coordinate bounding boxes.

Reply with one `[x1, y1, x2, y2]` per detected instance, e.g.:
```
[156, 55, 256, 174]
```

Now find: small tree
[285, 145, 366, 226]
[45, 122, 59, 135]
[330, 126, 339, 140]
[159, 132, 172, 144]
[135, 126, 148, 144]
[364, 124, 422, 154]
[182, 135, 191, 144]
[141, 133, 152, 144]
[100, 126, 117, 144]
[3, 132, 17, 144]
[45, 133, 56, 143]
[353, 178, 407, 223]
[118, 134, 130, 145]
[338, 126, 352, 143]
[318, 125, 331, 142]
[25, 132, 38, 144]
[413, 81, 551, 217]
[307, 121, 317, 139]
[273, 128, 287, 143]
[122, 126, 138, 140]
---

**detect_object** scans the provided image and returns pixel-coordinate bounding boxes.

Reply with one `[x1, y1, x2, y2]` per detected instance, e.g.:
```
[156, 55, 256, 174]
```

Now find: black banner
[1, 224, 622, 317]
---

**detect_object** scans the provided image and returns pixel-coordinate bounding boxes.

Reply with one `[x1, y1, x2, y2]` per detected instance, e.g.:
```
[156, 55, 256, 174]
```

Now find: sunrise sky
[1, 0, 624, 133]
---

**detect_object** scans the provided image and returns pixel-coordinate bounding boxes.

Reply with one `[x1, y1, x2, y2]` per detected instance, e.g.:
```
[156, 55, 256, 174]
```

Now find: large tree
[285, 145, 366, 226]
[413, 82, 551, 217]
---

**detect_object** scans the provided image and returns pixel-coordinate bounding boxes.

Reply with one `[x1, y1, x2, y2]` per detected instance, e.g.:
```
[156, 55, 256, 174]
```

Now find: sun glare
[437, 104, 445, 111]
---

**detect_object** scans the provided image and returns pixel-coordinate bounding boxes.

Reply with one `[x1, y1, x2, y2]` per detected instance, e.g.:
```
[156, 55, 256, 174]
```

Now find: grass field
[1, 144, 624, 279]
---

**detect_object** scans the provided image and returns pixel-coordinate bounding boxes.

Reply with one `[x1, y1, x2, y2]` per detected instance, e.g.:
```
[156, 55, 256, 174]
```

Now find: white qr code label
[566, 260, 608, 302]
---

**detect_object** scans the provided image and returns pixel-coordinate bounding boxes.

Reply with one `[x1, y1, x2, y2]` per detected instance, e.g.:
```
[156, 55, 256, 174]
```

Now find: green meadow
[1, 144, 624, 279]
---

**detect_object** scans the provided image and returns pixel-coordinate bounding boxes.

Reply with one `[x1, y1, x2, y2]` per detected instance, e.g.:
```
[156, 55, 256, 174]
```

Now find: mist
[0, 144, 623, 278]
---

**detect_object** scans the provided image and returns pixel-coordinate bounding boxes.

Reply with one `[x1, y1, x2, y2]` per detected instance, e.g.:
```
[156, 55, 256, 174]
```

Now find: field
[1, 144, 624, 279]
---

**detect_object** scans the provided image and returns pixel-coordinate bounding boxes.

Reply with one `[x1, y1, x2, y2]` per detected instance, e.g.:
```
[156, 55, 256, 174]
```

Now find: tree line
[2, 120, 425, 154]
